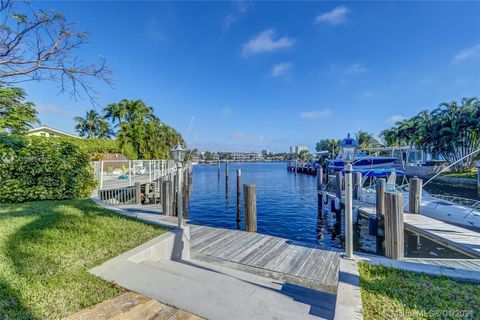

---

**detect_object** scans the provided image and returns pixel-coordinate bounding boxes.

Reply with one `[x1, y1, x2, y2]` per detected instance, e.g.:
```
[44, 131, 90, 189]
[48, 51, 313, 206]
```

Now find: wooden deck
[190, 225, 341, 293]
[322, 191, 480, 258]
[101, 201, 342, 293]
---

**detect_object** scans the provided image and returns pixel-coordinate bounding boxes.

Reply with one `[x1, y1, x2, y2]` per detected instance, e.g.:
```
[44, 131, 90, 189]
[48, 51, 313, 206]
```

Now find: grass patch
[359, 262, 480, 319]
[442, 171, 477, 179]
[0, 199, 168, 319]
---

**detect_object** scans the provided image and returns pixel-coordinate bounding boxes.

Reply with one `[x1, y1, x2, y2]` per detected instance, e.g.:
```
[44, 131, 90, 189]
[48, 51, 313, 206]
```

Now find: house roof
[28, 125, 81, 139]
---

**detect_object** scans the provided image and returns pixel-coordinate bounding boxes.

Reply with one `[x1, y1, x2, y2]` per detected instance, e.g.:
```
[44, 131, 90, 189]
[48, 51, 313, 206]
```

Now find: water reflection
[188, 162, 471, 259]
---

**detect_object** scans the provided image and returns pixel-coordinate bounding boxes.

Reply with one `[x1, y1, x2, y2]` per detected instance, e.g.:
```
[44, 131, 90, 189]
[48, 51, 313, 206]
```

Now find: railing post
[385, 191, 404, 260]
[99, 160, 104, 189]
[128, 160, 132, 186]
[408, 177, 422, 214]
[244, 184, 257, 232]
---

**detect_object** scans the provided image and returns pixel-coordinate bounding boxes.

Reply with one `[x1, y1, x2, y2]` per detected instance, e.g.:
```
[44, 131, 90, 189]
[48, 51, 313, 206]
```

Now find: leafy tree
[315, 139, 340, 159]
[299, 149, 313, 161]
[74, 109, 112, 139]
[355, 130, 380, 149]
[0, 0, 111, 102]
[380, 97, 480, 170]
[0, 85, 38, 134]
[106, 99, 184, 159]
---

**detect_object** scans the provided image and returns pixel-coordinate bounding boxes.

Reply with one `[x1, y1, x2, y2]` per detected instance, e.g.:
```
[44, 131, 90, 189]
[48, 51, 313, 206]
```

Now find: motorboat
[357, 170, 480, 230]
[328, 150, 397, 172]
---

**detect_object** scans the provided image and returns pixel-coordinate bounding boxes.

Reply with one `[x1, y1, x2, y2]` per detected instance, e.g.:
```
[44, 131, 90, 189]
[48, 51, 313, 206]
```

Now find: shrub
[0, 135, 98, 203]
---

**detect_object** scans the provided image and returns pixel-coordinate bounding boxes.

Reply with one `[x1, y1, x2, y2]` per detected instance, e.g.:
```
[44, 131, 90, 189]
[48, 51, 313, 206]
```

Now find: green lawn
[0, 199, 168, 319]
[359, 262, 480, 320]
[442, 171, 477, 179]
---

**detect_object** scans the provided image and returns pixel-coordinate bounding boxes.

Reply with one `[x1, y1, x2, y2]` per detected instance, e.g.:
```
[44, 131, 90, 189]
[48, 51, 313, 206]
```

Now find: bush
[0, 135, 98, 203]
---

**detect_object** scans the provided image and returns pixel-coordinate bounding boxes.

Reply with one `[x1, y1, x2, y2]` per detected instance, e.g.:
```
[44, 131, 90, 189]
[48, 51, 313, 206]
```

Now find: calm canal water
[187, 162, 471, 259]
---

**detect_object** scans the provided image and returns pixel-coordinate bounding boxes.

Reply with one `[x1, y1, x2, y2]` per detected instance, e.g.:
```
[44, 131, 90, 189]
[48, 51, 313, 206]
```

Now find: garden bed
[0, 199, 167, 319]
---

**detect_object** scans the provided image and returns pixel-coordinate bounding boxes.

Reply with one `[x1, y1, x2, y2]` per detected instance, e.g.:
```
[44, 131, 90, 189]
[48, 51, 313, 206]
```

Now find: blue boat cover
[341, 169, 405, 177]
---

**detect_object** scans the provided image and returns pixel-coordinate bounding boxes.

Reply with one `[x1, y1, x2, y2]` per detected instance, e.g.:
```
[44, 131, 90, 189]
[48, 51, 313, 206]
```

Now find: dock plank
[190, 227, 341, 291]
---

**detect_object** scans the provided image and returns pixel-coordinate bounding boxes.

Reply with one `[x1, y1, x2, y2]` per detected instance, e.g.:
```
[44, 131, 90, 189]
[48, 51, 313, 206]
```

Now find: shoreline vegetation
[0, 199, 167, 319]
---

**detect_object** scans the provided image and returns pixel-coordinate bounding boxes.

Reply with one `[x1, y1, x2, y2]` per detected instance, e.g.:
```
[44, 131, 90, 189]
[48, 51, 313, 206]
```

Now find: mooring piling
[317, 166, 323, 191]
[244, 184, 257, 232]
[335, 172, 343, 199]
[135, 182, 142, 204]
[353, 171, 362, 200]
[162, 180, 173, 216]
[236, 169, 241, 224]
[409, 177, 422, 214]
[385, 191, 404, 260]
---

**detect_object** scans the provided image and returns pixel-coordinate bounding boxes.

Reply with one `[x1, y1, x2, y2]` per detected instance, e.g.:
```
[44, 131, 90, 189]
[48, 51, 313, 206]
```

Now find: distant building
[289, 146, 308, 154]
[28, 125, 80, 139]
[232, 152, 261, 161]
[261, 150, 271, 157]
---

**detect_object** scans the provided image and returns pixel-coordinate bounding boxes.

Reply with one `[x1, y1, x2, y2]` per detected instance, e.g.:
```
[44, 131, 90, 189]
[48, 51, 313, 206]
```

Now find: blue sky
[22, 1, 480, 152]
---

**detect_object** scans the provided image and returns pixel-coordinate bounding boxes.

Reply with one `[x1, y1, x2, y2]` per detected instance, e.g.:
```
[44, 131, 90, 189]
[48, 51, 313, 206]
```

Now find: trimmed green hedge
[0, 135, 98, 203]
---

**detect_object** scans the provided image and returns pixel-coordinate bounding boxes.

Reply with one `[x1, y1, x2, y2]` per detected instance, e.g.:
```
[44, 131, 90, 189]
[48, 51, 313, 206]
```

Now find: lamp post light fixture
[171, 143, 188, 228]
[339, 133, 358, 260]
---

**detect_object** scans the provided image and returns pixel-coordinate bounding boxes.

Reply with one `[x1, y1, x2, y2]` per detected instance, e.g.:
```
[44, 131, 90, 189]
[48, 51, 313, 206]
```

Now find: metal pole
[100, 161, 104, 189]
[345, 162, 354, 259]
[177, 162, 184, 228]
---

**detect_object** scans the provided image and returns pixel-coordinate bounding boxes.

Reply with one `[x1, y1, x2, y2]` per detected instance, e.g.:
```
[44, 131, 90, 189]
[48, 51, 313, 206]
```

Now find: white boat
[358, 173, 480, 230]
[328, 151, 398, 172]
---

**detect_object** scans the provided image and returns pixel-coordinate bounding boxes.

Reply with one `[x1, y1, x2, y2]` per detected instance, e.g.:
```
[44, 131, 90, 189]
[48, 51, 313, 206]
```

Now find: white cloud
[453, 44, 480, 63]
[224, 1, 250, 30]
[242, 29, 295, 57]
[300, 109, 333, 119]
[271, 62, 293, 77]
[385, 115, 405, 125]
[315, 6, 349, 25]
[345, 63, 369, 75]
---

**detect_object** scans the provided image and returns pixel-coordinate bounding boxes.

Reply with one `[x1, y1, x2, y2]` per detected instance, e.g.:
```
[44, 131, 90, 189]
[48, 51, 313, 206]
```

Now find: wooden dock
[190, 225, 341, 293]
[322, 191, 480, 258]
[98, 201, 341, 293]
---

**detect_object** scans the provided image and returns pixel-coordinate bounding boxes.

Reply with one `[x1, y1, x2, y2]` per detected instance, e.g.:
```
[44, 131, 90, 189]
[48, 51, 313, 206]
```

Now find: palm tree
[380, 97, 480, 171]
[355, 130, 379, 149]
[74, 109, 113, 139]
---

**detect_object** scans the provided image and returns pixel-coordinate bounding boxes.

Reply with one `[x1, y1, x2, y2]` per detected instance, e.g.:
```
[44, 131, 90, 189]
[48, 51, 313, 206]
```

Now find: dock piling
[236, 169, 241, 224]
[353, 172, 362, 200]
[385, 191, 404, 260]
[375, 178, 386, 234]
[317, 167, 323, 191]
[408, 177, 422, 214]
[162, 180, 173, 216]
[134, 182, 141, 204]
[244, 184, 257, 232]
[335, 172, 343, 199]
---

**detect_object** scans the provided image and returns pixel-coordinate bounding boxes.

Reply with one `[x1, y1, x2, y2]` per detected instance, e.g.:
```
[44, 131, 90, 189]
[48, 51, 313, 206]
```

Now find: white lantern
[171, 144, 187, 162]
[339, 133, 358, 163]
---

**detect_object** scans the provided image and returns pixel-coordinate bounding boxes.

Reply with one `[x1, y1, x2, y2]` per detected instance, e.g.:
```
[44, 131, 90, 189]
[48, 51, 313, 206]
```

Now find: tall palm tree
[74, 109, 113, 139]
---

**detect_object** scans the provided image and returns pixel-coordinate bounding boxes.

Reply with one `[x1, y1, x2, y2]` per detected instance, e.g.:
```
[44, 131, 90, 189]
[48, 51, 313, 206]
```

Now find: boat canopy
[340, 169, 405, 177]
